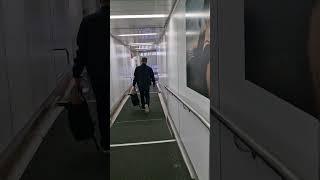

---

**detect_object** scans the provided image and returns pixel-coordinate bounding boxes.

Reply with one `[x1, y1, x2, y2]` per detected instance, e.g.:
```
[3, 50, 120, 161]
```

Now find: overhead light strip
[185, 12, 210, 18]
[110, 13, 209, 19]
[129, 42, 154, 45]
[135, 48, 153, 50]
[110, 14, 168, 19]
[186, 31, 200, 36]
[117, 33, 158, 37]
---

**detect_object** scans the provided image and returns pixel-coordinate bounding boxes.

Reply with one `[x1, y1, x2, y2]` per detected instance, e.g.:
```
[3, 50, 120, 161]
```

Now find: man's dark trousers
[139, 85, 150, 108]
[72, 6, 109, 150]
[91, 82, 109, 150]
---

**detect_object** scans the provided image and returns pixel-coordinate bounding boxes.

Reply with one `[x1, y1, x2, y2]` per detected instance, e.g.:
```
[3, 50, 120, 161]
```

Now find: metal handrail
[160, 83, 210, 129]
[51, 48, 70, 64]
[160, 83, 300, 179]
[210, 106, 301, 180]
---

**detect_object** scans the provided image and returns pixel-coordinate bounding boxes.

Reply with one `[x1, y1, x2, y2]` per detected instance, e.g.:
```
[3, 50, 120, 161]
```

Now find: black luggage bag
[57, 88, 99, 150]
[130, 89, 140, 106]
[66, 100, 94, 141]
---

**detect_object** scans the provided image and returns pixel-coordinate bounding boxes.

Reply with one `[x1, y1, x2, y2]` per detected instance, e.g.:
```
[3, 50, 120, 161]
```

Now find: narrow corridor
[110, 86, 193, 179]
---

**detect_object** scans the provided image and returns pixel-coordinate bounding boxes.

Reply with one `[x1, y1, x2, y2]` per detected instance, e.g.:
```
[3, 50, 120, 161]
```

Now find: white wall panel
[3, 0, 34, 135]
[255, 157, 282, 180]
[0, 0, 12, 153]
[157, 39, 167, 84]
[110, 37, 134, 110]
[166, 18, 179, 92]
[52, 0, 72, 80]
[218, 0, 320, 178]
[168, 96, 180, 132]
[179, 103, 210, 180]
[110, 38, 121, 109]
[25, 0, 53, 110]
[220, 126, 283, 180]
[68, 0, 83, 60]
[220, 126, 258, 180]
[157, 0, 210, 179]
[0, 0, 83, 154]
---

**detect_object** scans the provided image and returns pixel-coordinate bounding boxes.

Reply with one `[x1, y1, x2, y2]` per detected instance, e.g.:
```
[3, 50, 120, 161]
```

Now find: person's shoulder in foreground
[83, 6, 107, 22]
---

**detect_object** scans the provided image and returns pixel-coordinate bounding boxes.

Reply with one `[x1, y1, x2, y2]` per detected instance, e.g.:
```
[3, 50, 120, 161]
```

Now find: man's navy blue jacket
[73, 6, 109, 87]
[133, 63, 156, 88]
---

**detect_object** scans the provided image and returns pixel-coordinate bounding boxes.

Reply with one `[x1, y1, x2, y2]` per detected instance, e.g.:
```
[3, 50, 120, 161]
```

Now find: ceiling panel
[111, 0, 173, 15]
[110, 0, 175, 46]
[112, 27, 163, 45]
[110, 19, 166, 29]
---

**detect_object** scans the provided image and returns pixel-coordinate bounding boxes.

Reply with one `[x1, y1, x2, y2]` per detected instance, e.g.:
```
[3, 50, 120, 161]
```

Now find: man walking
[73, 0, 109, 152]
[133, 57, 156, 113]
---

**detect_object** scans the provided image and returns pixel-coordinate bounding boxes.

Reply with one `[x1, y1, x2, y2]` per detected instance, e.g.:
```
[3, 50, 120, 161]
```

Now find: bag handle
[70, 79, 86, 104]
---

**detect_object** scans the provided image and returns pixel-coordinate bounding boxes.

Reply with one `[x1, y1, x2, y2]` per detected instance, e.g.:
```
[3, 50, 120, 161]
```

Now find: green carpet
[111, 119, 172, 144]
[111, 93, 171, 144]
[110, 91, 193, 180]
[116, 93, 165, 122]
[110, 142, 192, 180]
[21, 111, 108, 180]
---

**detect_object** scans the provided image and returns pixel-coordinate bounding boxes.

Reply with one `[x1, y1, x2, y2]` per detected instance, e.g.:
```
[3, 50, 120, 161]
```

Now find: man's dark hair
[141, 57, 148, 63]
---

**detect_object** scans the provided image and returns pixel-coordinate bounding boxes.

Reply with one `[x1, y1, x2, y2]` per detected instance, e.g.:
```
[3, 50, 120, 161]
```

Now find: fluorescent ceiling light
[130, 42, 154, 46]
[135, 48, 152, 50]
[185, 12, 210, 18]
[117, 33, 158, 37]
[110, 14, 168, 19]
[186, 31, 200, 36]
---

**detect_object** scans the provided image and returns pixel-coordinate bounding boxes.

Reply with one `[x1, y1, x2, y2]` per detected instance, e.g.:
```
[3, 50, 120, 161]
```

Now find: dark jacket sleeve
[150, 67, 156, 85]
[133, 67, 138, 86]
[73, 18, 88, 78]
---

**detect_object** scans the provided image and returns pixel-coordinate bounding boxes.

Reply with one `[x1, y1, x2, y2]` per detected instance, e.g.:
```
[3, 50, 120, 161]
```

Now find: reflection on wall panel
[110, 37, 135, 110]
[186, 0, 210, 98]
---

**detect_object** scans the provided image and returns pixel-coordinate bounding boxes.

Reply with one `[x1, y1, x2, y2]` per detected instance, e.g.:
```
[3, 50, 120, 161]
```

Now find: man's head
[141, 57, 148, 64]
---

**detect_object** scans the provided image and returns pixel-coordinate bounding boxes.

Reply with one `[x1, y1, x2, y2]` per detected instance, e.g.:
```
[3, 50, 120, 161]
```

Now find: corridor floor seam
[114, 118, 163, 124]
[110, 139, 176, 148]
